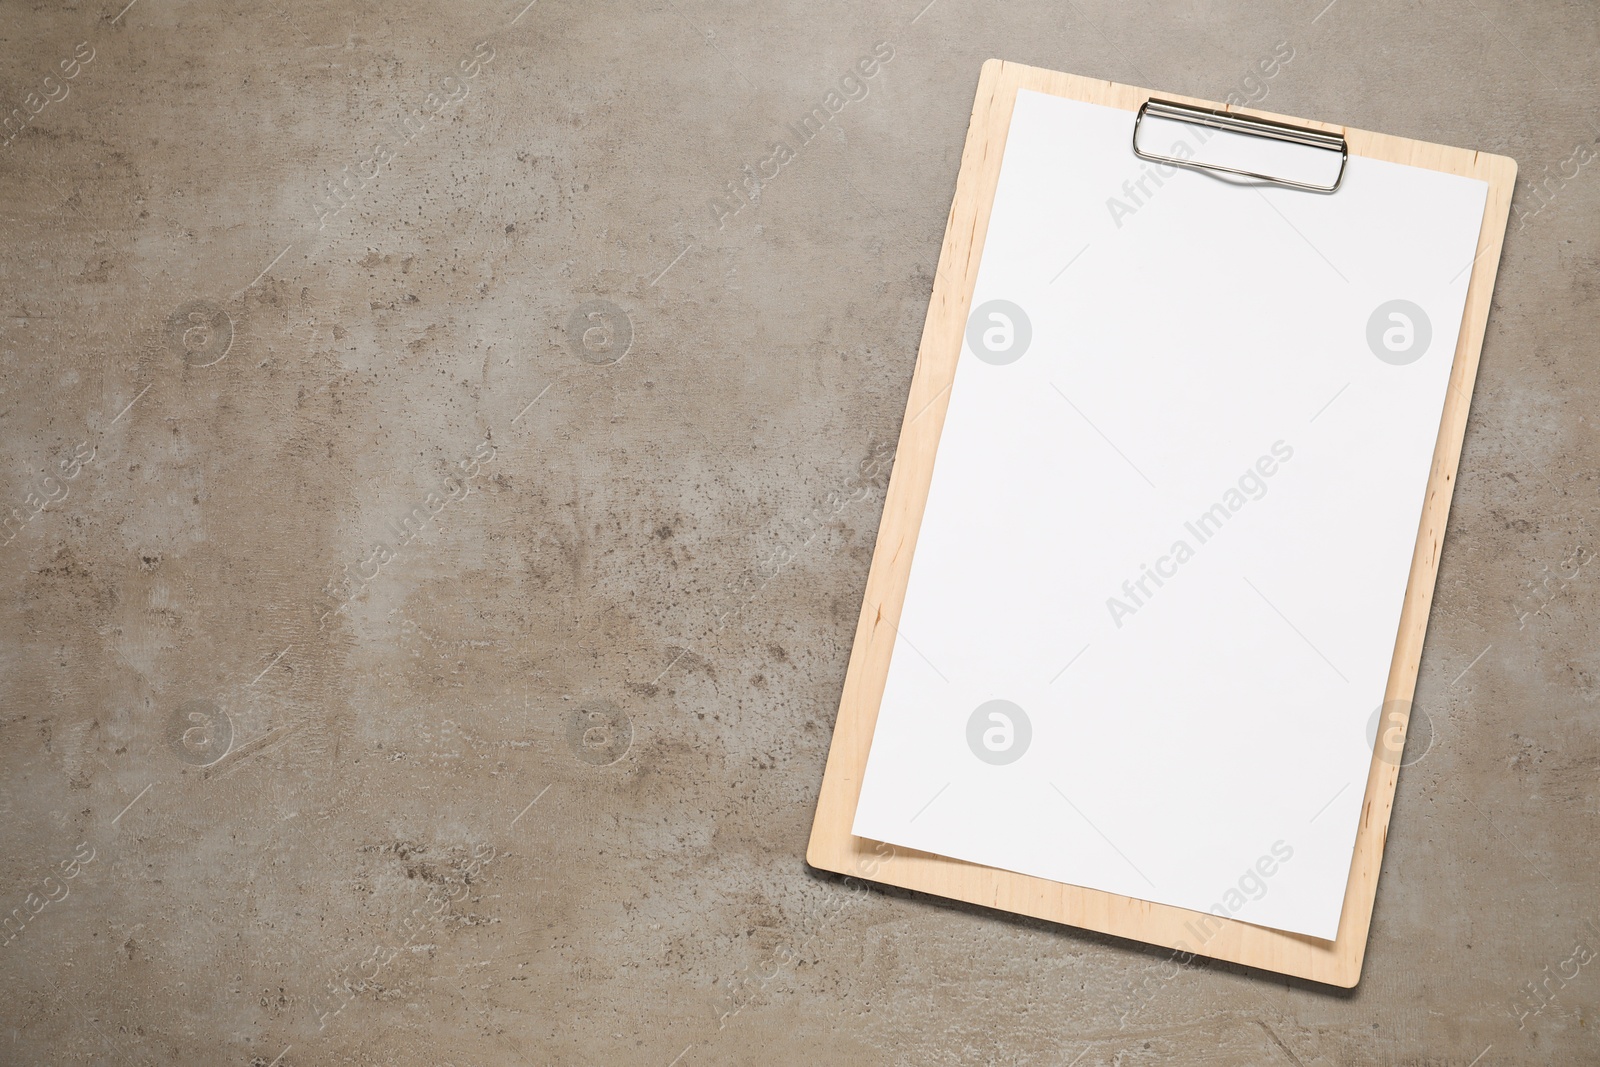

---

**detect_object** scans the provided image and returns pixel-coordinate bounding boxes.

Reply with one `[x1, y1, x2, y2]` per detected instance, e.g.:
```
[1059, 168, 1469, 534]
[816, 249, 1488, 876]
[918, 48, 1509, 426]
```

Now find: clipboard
[806, 60, 1516, 987]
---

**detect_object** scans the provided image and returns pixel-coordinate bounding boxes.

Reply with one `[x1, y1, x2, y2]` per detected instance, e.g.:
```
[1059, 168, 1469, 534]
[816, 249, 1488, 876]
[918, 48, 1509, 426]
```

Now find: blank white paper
[852, 90, 1488, 941]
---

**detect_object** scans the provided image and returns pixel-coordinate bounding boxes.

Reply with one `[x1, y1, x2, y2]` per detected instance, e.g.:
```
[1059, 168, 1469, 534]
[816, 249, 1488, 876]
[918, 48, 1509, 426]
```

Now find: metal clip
[1132, 98, 1349, 193]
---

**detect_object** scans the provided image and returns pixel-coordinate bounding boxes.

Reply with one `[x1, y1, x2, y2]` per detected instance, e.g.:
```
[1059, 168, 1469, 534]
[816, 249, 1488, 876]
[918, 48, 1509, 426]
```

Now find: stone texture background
[0, 0, 1595, 1063]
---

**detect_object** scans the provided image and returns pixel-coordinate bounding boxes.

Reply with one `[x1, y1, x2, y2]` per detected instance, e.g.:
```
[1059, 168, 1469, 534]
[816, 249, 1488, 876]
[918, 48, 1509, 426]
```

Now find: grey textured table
[1, 1, 1595, 1064]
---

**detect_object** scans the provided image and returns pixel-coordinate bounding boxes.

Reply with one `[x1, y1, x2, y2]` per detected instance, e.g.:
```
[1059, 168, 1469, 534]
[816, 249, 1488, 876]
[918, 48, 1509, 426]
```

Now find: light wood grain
[806, 59, 1516, 987]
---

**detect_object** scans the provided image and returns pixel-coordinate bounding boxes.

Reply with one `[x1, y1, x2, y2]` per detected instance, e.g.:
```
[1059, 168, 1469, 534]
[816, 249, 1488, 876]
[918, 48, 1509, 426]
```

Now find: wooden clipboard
[806, 59, 1516, 987]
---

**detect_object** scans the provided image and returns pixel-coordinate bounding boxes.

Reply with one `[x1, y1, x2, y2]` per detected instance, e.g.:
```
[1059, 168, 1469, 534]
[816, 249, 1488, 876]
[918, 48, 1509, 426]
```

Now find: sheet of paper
[852, 90, 1488, 941]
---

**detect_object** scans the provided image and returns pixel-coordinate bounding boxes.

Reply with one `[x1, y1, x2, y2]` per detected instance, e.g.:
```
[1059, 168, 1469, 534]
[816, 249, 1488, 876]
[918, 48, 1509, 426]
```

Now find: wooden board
[806, 59, 1516, 988]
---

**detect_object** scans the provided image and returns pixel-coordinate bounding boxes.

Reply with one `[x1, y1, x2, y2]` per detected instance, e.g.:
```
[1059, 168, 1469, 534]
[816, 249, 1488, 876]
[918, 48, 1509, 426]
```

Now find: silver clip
[1132, 99, 1349, 194]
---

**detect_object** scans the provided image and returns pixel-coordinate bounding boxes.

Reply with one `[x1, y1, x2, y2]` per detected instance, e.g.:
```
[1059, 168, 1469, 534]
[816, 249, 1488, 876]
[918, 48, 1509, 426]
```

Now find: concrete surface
[0, 0, 1596, 1063]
